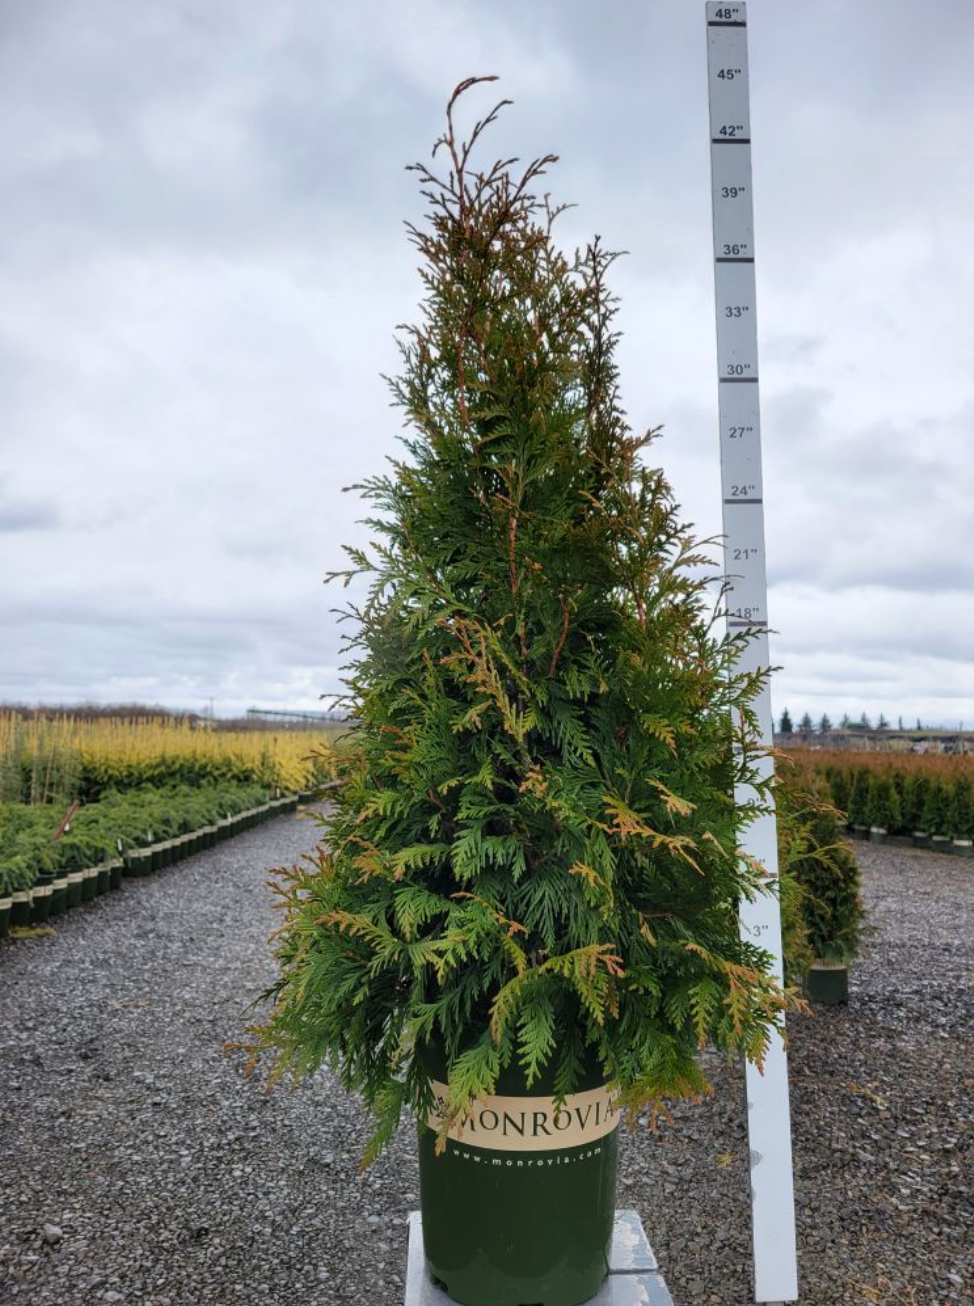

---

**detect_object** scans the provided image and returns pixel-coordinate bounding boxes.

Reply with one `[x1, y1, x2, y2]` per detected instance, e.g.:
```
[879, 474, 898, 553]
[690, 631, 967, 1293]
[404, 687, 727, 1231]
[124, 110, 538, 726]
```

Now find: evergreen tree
[248, 81, 789, 1159]
[778, 784, 863, 964]
[877, 713, 889, 730]
[903, 773, 930, 832]
[846, 768, 870, 827]
[818, 713, 832, 735]
[798, 712, 813, 735]
[839, 713, 851, 729]
[948, 775, 974, 840]
[827, 766, 850, 816]
[779, 708, 794, 735]
[921, 781, 951, 837]
[867, 774, 901, 832]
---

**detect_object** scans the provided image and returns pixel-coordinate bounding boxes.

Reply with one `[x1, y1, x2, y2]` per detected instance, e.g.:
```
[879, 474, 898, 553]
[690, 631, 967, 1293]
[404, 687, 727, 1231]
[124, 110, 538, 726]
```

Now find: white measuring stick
[704, 5, 798, 1303]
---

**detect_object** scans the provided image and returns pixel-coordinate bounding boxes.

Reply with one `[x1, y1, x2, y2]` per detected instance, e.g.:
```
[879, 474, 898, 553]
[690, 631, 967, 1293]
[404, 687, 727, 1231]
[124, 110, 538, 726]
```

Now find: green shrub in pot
[249, 81, 792, 1306]
[845, 768, 870, 834]
[785, 787, 864, 1005]
[903, 772, 931, 839]
[866, 773, 900, 842]
[922, 780, 952, 849]
[948, 774, 974, 854]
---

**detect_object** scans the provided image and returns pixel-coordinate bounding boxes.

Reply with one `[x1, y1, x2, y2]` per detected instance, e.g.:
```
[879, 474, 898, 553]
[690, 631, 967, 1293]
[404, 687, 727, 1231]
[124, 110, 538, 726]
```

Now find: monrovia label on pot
[428, 1082, 619, 1153]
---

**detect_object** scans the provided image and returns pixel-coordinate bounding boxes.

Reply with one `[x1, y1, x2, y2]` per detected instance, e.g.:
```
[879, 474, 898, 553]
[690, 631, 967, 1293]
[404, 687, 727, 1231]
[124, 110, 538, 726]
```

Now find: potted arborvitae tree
[866, 773, 900, 845]
[923, 780, 952, 854]
[250, 81, 791, 1306]
[846, 768, 870, 839]
[949, 774, 974, 858]
[786, 792, 864, 1006]
[905, 772, 931, 849]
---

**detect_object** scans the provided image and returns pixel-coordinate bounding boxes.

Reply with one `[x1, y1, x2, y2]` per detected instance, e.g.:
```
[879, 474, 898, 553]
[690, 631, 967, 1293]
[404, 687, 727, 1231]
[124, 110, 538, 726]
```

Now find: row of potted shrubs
[0, 782, 319, 938]
[825, 765, 974, 854]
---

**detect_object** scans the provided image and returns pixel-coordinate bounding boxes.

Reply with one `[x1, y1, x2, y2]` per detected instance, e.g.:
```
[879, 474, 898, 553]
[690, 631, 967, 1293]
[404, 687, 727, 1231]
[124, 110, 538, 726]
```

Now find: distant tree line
[778, 709, 929, 736]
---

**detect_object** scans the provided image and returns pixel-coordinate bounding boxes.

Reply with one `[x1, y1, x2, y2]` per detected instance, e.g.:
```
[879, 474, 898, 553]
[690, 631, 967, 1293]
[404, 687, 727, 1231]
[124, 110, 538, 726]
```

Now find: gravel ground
[1, 818, 971, 1305]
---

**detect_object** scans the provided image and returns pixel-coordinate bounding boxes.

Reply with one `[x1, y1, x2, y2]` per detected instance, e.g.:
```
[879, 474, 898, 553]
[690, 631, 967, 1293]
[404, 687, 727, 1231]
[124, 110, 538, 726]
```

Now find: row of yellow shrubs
[0, 713, 340, 806]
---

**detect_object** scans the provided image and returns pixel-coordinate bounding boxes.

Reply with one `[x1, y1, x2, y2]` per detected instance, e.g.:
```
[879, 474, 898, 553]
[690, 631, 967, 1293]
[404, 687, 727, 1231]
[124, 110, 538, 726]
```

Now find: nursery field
[0, 807, 970, 1306]
[786, 747, 974, 849]
[0, 715, 338, 925]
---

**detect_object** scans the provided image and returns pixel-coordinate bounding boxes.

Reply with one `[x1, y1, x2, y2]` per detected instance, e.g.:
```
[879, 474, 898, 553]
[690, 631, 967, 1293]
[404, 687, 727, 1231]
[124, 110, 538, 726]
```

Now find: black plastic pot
[66, 873, 85, 907]
[0, 897, 13, 937]
[419, 1043, 619, 1306]
[49, 879, 69, 916]
[108, 860, 124, 891]
[10, 892, 32, 928]
[96, 866, 111, 896]
[30, 885, 54, 923]
[124, 850, 151, 879]
[806, 961, 849, 1006]
[953, 839, 974, 859]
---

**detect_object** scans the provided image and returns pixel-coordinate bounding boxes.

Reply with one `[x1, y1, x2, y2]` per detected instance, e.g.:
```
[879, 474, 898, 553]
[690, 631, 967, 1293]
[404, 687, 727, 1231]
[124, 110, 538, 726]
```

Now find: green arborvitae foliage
[826, 766, 850, 816]
[948, 775, 974, 840]
[846, 768, 870, 827]
[778, 778, 863, 964]
[922, 780, 951, 837]
[866, 774, 900, 832]
[903, 773, 930, 832]
[250, 80, 791, 1162]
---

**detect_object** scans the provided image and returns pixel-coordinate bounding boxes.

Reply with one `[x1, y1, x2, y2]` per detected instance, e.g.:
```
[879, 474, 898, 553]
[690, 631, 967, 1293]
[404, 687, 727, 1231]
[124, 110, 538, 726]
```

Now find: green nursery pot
[123, 850, 151, 879]
[30, 885, 54, 923]
[10, 891, 32, 928]
[912, 831, 930, 849]
[931, 835, 952, 855]
[953, 839, 974, 859]
[66, 872, 85, 907]
[806, 961, 849, 1006]
[108, 860, 124, 891]
[49, 879, 69, 916]
[418, 1044, 619, 1306]
[81, 866, 100, 902]
[96, 866, 111, 896]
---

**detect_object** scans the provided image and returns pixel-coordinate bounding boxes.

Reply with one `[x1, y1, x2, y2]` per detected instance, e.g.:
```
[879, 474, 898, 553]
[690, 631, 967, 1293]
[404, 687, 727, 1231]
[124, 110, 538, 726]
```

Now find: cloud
[0, 480, 62, 533]
[0, 0, 972, 720]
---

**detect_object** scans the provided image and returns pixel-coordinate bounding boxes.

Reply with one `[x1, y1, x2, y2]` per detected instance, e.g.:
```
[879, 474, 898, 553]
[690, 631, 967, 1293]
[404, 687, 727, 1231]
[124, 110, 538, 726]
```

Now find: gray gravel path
[1, 819, 972, 1305]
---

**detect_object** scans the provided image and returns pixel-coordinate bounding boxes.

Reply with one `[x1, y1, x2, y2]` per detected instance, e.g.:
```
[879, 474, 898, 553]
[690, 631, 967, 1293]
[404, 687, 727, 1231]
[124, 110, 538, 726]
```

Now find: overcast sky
[2, 0, 972, 724]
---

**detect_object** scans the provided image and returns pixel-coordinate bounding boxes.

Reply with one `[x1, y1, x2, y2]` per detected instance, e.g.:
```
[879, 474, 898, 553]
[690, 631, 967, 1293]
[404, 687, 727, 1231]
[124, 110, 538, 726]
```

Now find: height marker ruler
[705, 5, 798, 1304]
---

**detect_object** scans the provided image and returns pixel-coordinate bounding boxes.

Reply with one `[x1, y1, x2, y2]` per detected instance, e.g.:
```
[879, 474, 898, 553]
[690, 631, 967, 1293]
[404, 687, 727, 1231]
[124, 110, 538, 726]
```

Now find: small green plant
[866, 774, 900, 832]
[0, 780, 273, 893]
[250, 80, 792, 1162]
[778, 777, 863, 964]
[846, 768, 870, 827]
[948, 775, 974, 840]
[921, 780, 951, 838]
[903, 773, 930, 832]
[826, 765, 850, 815]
